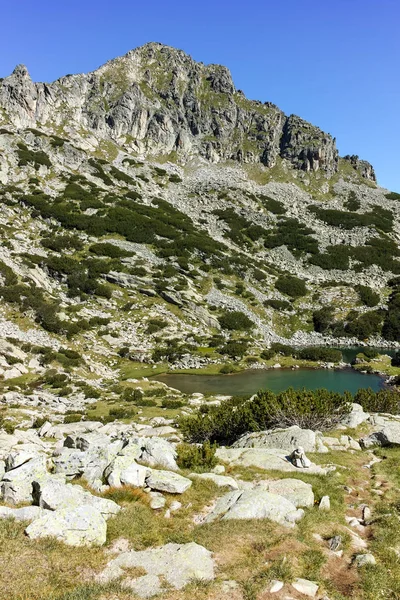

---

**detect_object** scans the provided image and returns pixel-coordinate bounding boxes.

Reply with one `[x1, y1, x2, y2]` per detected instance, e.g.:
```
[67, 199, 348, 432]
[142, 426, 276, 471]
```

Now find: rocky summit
[1, 42, 400, 600]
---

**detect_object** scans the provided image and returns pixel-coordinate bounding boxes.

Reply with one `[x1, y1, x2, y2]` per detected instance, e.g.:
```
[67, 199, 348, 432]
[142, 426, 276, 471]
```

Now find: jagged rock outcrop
[0, 42, 357, 177]
[343, 154, 376, 182]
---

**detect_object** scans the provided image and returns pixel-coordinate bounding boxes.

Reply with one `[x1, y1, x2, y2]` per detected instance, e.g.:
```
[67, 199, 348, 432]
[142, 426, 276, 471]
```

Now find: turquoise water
[153, 368, 384, 396]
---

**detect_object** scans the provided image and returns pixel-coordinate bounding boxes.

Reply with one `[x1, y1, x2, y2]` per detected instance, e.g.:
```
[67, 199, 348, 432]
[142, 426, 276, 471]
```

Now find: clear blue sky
[1, 0, 398, 190]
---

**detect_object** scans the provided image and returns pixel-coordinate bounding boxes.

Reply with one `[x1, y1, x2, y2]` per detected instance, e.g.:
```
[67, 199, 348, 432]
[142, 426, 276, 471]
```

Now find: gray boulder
[204, 489, 304, 527]
[145, 470, 192, 494]
[98, 542, 214, 593]
[256, 478, 314, 507]
[360, 422, 400, 448]
[25, 505, 107, 546]
[216, 447, 332, 475]
[139, 437, 178, 471]
[0, 456, 49, 504]
[233, 425, 327, 453]
[341, 403, 370, 428]
[33, 479, 120, 519]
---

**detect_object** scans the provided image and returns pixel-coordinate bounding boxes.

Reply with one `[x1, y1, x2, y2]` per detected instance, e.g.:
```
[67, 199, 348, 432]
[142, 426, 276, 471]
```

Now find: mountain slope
[0, 42, 398, 388]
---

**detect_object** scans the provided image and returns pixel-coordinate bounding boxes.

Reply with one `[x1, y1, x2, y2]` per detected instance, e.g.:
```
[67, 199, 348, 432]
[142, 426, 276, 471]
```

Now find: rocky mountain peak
[11, 64, 30, 78]
[0, 43, 374, 179]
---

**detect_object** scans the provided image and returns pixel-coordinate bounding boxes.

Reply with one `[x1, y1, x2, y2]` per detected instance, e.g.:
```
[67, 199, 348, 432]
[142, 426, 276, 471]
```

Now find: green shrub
[219, 364, 240, 374]
[296, 347, 342, 362]
[354, 388, 400, 414]
[313, 306, 334, 333]
[89, 243, 133, 258]
[259, 195, 285, 215]
[180, 388, 351, 444]
[270, 342, 294, 356]
[310, 205, 393, 233]
[146, 319, 169, 334]
[176, 441, 218, 472]
[32, 416, 47, 429]
[0, 260, 18, 286]
[385, 192, 400, 200]
[109, 166, 136, 185]
[41, 234, 83, 252]
[218, 310, 253, 331]
[109, 407, 137, 419]
[362, 348, 380, 360]
[264, 218, 318, 255]
[264, 299, 291, 311]
[17, 143, 51, 169]
[63, 414, 82, 424]
[145, 388, 167, 398]
[309, 246, 350, 270]
[122, 388, 143, 403]
[220, 340, 248, 358]
[260, 349, 275, 360]
[169, 173, 182, 183]
[161, 399, 184, 409]
[275, 275, 307, 298]
[357, 285, 380, 307]
[345, 310, 383, 339]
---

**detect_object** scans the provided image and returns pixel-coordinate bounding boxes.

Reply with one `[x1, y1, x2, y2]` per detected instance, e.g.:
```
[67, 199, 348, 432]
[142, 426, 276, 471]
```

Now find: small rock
[319, 495, 330, 511]
[328, 535, 342, 551]
[270, 579, 284, 593]
[354, 553, 376, 567]
[146, 470, 192, 494]
[291, 578, 319, 597]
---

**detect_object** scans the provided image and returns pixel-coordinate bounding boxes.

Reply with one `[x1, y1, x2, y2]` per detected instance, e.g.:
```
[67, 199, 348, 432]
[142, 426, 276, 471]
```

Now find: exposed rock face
[0, 42, 347, 176]
[281, 115, 338, 177]
[343, 154, 376, 182]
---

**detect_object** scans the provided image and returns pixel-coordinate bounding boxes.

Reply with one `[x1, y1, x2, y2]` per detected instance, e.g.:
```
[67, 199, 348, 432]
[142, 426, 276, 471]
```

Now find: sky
[1, 0, 399, 190]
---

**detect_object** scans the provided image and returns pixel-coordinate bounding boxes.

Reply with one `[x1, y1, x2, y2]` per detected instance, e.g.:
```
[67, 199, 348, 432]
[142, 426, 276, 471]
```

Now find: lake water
[154, 368, 384, 396]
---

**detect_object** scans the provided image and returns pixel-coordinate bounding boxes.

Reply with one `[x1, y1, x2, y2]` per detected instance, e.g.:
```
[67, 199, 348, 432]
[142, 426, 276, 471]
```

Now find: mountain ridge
[0, 42, 374, 181]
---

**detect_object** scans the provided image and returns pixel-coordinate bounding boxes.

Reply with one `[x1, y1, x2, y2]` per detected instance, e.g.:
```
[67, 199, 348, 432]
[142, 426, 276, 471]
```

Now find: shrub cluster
[264, 218, 318, 256]
[180, 388, 352, 444]
[275, 275, 307, 298]
[310, 205, 393, 233]
[354, 388, 400, 414]
[176, 441, 218, 472]
[218, 310, 254, 331]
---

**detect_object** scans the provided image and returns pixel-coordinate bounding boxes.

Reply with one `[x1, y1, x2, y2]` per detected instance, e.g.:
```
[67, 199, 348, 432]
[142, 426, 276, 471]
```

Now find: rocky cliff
[0, 42, 374, 179]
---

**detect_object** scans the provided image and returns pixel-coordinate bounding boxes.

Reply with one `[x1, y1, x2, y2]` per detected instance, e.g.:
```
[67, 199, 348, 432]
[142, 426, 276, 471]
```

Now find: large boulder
[233, 426, 327, 453]
[340, 403, 370, 428]
[204, 489, 303, 527]
[360, 422, 400, 448]
[0, 456, 49, 504]
[52, 448, 88, 478]
[145, 470, 192, 494]
[98, 542, 214, 593]
[139, 438, 179, 471]
[104, 442, 143, 487]
[25, 505, 107, 546]
[256, 478, 314, 508]
[40, 421, 103, 440]
[216, 447, 332, 475]
[33, 479, 120, 520]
